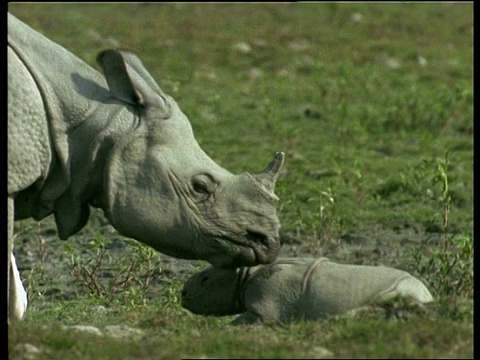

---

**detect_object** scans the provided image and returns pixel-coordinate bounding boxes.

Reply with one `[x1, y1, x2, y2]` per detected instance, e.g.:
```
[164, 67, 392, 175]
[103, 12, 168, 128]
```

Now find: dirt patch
[12, 214, 442, 306]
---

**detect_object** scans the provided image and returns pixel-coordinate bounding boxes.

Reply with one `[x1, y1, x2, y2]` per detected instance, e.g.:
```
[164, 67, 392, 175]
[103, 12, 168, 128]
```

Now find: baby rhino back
[182, 258, 433, 325]
[300, 259, 433, 319]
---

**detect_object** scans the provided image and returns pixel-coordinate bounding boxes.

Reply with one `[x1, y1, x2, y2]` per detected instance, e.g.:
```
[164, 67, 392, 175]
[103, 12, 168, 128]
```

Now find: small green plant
[428, 150, 452, 250]
[317, 187, 344, 246]
[291, 186, 344, 254]
[23, 222, 49, 302]
[413, 234, 473, 298]
[411, 151, 453, 242]
[64, 234, 162, 304]
[411, 151, 473, 299]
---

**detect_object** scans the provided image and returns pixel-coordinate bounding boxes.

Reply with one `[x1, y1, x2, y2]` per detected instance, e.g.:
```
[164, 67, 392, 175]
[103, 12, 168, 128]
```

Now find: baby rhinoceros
[181, 257, 433, 325]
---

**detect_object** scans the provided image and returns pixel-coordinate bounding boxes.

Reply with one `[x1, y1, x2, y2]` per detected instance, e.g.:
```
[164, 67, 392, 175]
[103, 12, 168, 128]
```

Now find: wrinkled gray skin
[8, 13, 284, 321]
[181, 258, 434, 325]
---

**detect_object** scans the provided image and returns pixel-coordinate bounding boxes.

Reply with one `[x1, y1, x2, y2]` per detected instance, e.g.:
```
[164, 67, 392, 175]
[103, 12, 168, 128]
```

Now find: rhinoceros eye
[192, 179, 208, 194]
[191, 174, 218, 199]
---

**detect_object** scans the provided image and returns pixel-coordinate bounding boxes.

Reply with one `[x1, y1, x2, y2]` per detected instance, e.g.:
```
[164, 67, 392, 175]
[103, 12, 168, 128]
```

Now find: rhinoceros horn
[256, 152, 285, 193]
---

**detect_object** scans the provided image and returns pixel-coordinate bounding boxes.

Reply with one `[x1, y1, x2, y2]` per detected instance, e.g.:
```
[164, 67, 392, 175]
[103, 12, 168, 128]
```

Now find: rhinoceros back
[7, 13, 108, 124]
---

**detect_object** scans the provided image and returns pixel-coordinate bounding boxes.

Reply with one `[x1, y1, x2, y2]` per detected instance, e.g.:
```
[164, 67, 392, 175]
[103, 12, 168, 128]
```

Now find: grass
[9, 3, 473, 359]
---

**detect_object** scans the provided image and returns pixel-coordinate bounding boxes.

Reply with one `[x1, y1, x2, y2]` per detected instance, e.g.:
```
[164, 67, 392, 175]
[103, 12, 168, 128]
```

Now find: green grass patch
[9, 3, 472, 359]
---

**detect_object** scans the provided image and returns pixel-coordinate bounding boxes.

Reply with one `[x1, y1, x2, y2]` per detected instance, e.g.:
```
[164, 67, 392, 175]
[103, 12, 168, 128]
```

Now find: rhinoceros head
[97, 50, 284, 268]
[181, 266, 241, 316]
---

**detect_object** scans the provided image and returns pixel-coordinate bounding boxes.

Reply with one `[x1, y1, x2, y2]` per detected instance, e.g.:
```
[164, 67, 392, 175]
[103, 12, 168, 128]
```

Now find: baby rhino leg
[389, 276, 434, 303]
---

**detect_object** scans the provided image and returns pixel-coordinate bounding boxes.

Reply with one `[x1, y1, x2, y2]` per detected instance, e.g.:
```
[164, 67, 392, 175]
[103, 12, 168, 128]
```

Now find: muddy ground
[12, 210, 443, 306]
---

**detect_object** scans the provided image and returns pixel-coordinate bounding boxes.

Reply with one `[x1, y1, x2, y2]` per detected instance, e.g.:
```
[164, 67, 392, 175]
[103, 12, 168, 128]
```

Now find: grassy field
[8, 3, 473, 359]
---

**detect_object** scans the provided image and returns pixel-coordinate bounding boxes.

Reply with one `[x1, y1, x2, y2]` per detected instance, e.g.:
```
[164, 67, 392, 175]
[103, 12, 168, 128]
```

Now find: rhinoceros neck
[8, 14, 141, 237]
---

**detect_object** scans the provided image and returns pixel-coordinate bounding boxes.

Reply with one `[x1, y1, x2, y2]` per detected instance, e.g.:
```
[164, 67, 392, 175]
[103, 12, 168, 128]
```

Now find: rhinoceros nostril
[246, 229, 269, 247]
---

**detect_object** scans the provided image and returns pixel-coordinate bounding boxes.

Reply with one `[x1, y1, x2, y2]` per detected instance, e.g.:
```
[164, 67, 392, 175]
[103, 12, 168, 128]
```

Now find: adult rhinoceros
[8, 13, 284, 321]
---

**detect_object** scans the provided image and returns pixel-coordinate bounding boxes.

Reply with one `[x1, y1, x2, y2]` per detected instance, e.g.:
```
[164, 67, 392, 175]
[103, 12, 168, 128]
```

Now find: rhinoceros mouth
[211, 229, 279, 268]
[245, 229, 274, 264]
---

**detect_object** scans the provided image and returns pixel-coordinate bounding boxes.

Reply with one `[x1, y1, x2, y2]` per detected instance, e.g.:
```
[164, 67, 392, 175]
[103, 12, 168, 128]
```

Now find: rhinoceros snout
[245, 228, 280, 265]
[245, 229, 270, 248]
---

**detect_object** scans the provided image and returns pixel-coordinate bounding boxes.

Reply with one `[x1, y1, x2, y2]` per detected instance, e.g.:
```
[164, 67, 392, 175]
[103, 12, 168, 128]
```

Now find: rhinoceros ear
[96, 49, 170, 116]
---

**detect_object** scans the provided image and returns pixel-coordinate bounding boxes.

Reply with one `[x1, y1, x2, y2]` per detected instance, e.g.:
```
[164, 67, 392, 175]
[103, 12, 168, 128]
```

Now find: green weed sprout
[412, 151, 473, 299]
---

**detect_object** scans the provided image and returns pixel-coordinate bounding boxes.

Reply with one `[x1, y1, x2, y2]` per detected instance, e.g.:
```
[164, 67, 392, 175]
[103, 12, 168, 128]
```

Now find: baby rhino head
[181, 267, 241, 316]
